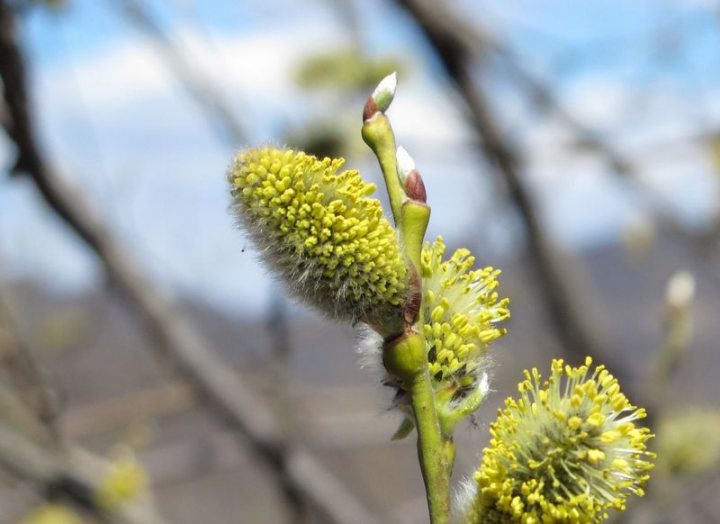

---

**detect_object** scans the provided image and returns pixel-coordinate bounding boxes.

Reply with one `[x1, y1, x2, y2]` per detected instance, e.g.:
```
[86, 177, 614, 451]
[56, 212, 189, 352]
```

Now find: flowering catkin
[228, 148, 409, 334]
[464, 357, 654, 523]
[368, 237, 510, 436]
[422, 237, 510, 399]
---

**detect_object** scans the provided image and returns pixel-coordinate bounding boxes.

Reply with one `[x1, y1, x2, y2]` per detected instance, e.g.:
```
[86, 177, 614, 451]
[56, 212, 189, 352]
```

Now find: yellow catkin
[229, 148, 408, 334]
[465, 358, 654, 523]
[421, 237, 510, 397]
[96, 453, 148, 510]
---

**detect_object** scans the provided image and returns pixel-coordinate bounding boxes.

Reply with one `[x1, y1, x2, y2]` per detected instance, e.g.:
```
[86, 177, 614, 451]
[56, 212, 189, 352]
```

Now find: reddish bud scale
[404, 170, 427, 203]
[363, 97, 379, 122]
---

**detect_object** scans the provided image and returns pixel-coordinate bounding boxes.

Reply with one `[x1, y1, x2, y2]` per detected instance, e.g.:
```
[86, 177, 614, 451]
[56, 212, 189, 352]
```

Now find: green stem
[399, 200, 430, 272]
[409, 369, 452, 524]
[383, 334, 452, 524]
[397, 170, 450, 523]
[361, 113, 404, 224]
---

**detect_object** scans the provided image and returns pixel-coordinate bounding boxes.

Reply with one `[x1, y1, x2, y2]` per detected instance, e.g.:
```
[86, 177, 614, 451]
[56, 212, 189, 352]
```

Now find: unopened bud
[396, 146, 426, 202]
[364, 72, 397, 121]
[405, 170, 426, 203]
[396, 146, 415, 183]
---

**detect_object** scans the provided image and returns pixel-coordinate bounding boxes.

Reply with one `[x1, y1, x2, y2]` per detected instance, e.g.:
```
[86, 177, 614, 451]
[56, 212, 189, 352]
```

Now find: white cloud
[43, 43, 171, 114]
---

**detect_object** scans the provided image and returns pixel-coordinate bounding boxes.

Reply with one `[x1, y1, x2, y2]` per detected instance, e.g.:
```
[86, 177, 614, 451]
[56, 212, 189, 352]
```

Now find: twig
[0, 3, 380, 523]
[0, 377, 53, 446]
[265, 288, 306, 522]
[0, 290, 61, 441]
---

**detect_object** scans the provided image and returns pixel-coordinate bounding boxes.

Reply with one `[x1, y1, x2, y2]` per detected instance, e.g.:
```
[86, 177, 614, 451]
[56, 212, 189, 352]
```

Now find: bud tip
[371, 72, 397, 113]
[396, 146, 415, 181]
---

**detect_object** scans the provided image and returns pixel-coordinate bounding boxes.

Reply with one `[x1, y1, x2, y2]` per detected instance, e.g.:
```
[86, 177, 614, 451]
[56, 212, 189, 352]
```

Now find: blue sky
[1, 0, 719, 314]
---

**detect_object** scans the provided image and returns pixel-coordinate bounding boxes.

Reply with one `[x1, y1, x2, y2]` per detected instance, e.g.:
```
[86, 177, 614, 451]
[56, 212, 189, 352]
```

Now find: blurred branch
[59, 380, 408, 454]
[0, 291, 61, 441]
[0, 287, 172, 523]
[382, 0, 639, 181]
[266, 287, 297, 478]
[0, 379, 54, 445]
[0, 421, 169, 524]
[0, 291, 56, 446]
[392, 0, 609, 367]
[499, 42, 720, 268]
[110, 0, 245, 144]
[0, 285, 167, 523]
[0, 3, 379, 523]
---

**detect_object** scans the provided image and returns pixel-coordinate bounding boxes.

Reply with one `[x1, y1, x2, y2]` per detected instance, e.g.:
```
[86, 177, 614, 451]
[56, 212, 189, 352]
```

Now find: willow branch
[0, 292, 61, 441]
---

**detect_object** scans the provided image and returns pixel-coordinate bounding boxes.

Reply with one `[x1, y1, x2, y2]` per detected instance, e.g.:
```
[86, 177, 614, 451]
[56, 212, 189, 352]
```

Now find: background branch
[0, 291, 61, 442]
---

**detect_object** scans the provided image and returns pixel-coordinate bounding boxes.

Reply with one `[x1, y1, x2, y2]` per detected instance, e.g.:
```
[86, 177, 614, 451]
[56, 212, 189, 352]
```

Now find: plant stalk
[363, 86, 451, 523]
[409, 369, 452, 524]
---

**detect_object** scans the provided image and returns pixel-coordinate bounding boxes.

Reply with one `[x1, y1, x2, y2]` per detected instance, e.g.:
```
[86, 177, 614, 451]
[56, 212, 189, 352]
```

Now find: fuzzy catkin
[229, 148, 408, 334]
[361, 237, 510, 435]
[465, 358, 654, 523]
[421, 237, 510, 397]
